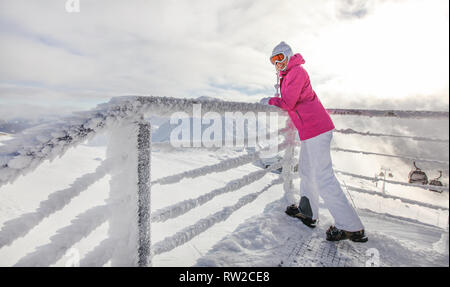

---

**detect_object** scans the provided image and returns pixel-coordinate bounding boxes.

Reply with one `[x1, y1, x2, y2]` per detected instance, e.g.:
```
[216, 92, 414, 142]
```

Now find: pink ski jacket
[268, 53, 335, 141]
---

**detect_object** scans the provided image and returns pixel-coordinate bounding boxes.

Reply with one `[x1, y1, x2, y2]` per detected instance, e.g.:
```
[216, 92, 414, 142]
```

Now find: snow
[0, 132, 448, 266]
[0, 98, 140, 187]
[79, 238, 116, 267]
[152, 177, 283, 256]
[0, 96, 448, 267]
[433, 230, 449, 255]
[14, 205, 110, 267]
[1, 96, 446, 188]
[0, 159, 111, 248]
[195, 197, 448, 267]
[0, 134, 13, 149]
[0, 144, 110, 266]
[151, 157, 285, 224]
[152, 141, 288, 186]
[105, 120, 141, 266]
[0, 96, 284, 188]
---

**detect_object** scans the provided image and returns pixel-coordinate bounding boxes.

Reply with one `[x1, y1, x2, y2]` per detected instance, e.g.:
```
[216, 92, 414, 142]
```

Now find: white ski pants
[298, 130, 364, 232]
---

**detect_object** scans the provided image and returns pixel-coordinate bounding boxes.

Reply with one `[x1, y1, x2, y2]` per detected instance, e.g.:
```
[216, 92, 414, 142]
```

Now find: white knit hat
[270, 41, 293, 63]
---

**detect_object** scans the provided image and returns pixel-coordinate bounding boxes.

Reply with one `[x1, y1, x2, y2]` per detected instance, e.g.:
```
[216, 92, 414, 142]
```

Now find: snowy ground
[0, 136, 287, 266]
[195, 196, 448, 267]
[0, 115, 448, 267]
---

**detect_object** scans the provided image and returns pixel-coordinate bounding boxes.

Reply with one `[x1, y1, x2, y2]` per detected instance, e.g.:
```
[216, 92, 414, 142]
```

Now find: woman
[268, 42, 367, 242]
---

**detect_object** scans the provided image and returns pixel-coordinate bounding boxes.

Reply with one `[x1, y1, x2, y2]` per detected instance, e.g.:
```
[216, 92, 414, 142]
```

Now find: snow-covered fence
[0, 96, 289, 266]
[0, 95, 448, 266]
[1, 96, 447, 187]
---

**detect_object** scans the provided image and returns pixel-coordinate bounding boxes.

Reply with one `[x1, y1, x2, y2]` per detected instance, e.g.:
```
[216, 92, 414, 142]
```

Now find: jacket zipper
[295, 109, 304, 125]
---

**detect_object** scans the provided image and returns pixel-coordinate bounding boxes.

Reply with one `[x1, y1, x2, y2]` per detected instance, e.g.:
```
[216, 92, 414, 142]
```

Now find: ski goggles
[270, 53, 286, 65]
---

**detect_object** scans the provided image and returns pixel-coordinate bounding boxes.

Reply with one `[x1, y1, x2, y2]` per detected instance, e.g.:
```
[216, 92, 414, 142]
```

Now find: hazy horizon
[0, 0, 449, 120]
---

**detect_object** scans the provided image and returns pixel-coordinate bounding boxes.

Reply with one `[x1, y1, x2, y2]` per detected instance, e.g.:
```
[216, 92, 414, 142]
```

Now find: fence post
[281, 118, 297, 204]
[137, 119, 152, 267]
[106, 117, 151, 266]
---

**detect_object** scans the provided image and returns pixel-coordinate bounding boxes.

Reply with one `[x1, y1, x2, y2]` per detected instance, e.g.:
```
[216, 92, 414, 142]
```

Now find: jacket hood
[281, 53, 305, 75]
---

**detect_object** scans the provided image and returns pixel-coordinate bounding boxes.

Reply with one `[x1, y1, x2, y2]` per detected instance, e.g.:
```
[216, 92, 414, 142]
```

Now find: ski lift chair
[408, 161, 428, 185]
[429, 171, 444, 193]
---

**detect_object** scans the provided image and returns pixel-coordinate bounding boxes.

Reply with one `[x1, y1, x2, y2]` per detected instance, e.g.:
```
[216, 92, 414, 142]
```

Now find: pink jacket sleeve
[268, 67, 305, 111]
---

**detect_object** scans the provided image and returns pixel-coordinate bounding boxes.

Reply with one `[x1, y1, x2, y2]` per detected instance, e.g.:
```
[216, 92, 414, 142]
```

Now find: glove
[259, 97, 271, 105]
[268, 97, 281, 107]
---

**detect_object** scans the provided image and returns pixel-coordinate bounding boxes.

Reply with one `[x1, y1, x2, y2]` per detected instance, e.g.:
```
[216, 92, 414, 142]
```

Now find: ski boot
[285, 204, 317, 228]
[326, 226, 368, 242]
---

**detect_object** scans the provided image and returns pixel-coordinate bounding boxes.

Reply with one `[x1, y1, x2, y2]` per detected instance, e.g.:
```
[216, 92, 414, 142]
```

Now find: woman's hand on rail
[268, 97, 281, 107]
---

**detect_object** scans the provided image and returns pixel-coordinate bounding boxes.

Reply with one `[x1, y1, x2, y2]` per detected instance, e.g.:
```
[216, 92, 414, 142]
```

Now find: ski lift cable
[292, 171, 448, 192]
[345, 185, 449, 211]
[331, 147, 449, 166]
[326, 108, 448, 119]
[334, 128, 449, 143]
[334, 170, 449, 192]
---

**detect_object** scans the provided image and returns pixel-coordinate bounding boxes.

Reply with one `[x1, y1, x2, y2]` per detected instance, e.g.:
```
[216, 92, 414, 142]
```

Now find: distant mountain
[0, 118, 43, 134]
[195, 96, 224, 102]
[0, 114, 76, 135]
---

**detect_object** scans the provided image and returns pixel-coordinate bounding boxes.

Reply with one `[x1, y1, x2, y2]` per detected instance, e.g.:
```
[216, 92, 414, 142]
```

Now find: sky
[0, 0, 449, 119]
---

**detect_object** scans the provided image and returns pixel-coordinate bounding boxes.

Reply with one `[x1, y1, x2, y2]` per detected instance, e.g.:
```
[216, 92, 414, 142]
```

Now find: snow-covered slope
[0, 108, 448, 267]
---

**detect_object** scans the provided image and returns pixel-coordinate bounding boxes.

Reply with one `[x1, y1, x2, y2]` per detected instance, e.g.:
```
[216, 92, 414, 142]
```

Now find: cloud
[0, 0, 448, 118]
[337, 0, 372, 19]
